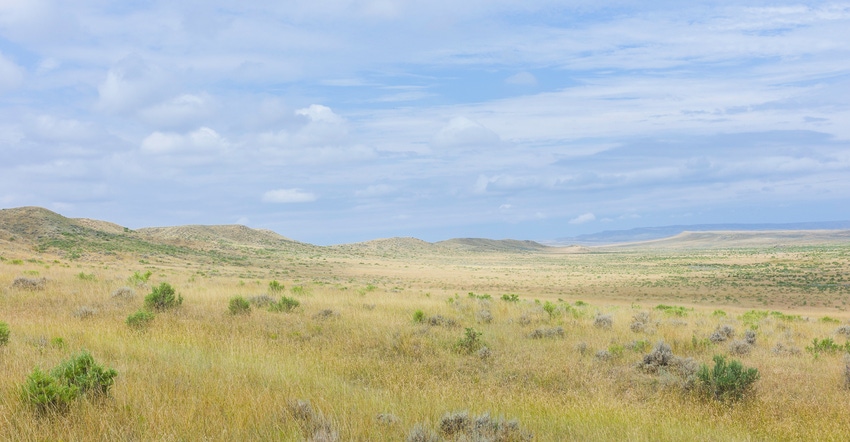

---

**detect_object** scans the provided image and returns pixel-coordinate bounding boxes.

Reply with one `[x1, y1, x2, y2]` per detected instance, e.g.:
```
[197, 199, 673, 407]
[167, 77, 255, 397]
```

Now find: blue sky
[1, 1, 849, 245]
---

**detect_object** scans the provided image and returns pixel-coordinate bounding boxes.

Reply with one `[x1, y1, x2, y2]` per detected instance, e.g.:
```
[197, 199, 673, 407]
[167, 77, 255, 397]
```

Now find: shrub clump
[144, 282, 183, 311]
[12, 277, 47, 291]
[435, 410, 532, 441]
[285, 399, 338, 442]
[407, 424, 440, 442]
[637, 341, 699, 386]
[248, 294, 275, 307]
[455, 328, 485, 354]
[126, 310, 155, 330]
[594, 313, 613, 329]
[529, 327, 564, 339]
[21, 350, 118, 413]
[0, 321, 9, 346]
[110, 286, 136, 300]
[427, 315, 457, 327]
[269, 296, 300, 312]
[72, 306, 96, 319]
[228, 296, 251, 315]
[728, 340, 752, 356]
[696, 355, 759, 403]
[744, 330, 757, 345]
[709, 325, 735, 343]
[772, 342, 801, 356]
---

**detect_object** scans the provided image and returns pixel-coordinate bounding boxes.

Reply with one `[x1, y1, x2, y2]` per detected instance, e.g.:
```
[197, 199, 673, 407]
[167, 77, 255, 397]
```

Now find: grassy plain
[2, 227, 850, 440]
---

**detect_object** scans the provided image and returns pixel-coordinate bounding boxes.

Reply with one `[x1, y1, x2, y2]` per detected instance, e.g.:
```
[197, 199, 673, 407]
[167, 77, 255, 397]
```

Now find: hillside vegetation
[2, 207, 850, 440]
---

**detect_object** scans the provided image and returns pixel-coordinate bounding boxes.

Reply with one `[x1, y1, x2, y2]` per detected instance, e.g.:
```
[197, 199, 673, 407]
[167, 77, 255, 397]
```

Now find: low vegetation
[2, 228, 850, 439]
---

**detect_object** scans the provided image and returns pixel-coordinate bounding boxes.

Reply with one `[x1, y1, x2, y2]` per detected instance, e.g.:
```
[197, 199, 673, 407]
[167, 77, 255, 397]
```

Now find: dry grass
[1, 243, 850, 440]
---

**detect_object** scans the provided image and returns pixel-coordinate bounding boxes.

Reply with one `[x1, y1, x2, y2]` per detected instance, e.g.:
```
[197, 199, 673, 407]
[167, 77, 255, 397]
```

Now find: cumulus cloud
[140, 127, 227, 154]
[432, 117, 501, 148]
[292, 104, 348, 146]
[24, 115, 99, 142]
[569, 213, 596, 225]
[262, 188, 317, 203]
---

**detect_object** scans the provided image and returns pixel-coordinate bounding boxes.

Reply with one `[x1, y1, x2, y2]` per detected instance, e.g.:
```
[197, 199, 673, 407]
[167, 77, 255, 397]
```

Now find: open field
[3, 208, 850, 440]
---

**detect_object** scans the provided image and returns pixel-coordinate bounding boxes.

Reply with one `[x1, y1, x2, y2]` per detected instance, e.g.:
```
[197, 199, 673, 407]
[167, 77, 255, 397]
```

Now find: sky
[1, 1, 849, 245]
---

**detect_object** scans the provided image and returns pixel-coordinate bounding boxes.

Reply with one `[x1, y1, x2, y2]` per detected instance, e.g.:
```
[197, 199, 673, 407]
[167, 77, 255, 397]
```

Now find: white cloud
[262, 188, 317, 203]
[138, 93, 216, 128]
[140, 127, 227, 154]
[569, 213, 596, 225]
[293, 104, 348, 146]
[432, 117, 501, 148]
[96, 55, 172, 114]
[25, 115, 95, 141]
[0, 52, 24, 91]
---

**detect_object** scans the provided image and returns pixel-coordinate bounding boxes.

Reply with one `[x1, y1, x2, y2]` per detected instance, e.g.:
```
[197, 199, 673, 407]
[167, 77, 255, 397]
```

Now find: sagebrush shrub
[696, 355, 759, 402]
[728, 340, 751, 356]
[12, 277, 47, 290]
[710, 325, 735, 343]
[594, 313, 613, 329]
[286, 399, 339, 442]
[126, 310, 155, 330]
[0, 321, 9, 346]
[435, 410, 532, 441]
[110, 286, 135, 300]
[144, 282, 183, 311]
[248, 295, 274, 307]
[228, 296, 251, 315]
[407, 424, 440, 442]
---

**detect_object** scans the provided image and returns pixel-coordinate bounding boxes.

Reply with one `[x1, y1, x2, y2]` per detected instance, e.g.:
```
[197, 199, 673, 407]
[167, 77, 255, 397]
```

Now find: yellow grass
[1, 243, 850, 440]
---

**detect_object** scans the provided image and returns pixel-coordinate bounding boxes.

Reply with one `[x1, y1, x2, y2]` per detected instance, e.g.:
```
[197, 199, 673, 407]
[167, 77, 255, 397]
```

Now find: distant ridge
[548, 221, 850, 245]
[435, 238, 549, 252]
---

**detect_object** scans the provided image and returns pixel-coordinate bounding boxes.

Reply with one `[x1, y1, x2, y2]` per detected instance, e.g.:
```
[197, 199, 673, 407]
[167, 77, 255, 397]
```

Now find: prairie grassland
[1, 243, 850, 440]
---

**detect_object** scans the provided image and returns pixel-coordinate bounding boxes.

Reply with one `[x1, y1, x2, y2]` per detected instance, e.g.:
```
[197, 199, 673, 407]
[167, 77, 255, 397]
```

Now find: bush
[144, 282, 183, 311]
[501, 294, 520, 302]
[12, 277, 47, 290]
[268, 280, 284, 293]
[128, 270, 152, 286]
[594, 313, 613, 329]
[228, 296, 251, 315]
[413, 310, 425, 323]
[110, 286, 135, 300]
[126, 310, 155, 330]
[455, 328, 485, 354]
[710, 325, 735, 343]
[696, 355, 759, 402]
[20, 368, 78, 412]
[21, 351, 117, 412]
[0, 321, 9, 346]
[269, 296, 300, 312]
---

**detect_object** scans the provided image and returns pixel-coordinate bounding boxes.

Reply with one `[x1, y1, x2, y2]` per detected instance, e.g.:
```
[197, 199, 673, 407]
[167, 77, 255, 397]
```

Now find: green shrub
[290, 285, 306, 295]
[696, 355, 759, 402]
[269, 296, 300, 312]
[820, 316, 840, 324]
[806, 337, 849, 356]
[712, 310, 727, 317]
[501, 294, 520, 302]
[126, 310, 155, 329]
[76, 272, 96, 281]
[51, 350, 118, 396]
[455, 328, 485, 354]
[144, 282, 183, 311]
[228, 296, 251, 315]
[655, 304, 690, 317]
[0, 321, 9, 346]
[542, 301, 559, 319]
[268, 280, 284, 293]
[21, 351, 117, 413]
[21, 368, 78, 412]
[128, 270, 152, 286]
[413, 310, 425, 323]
